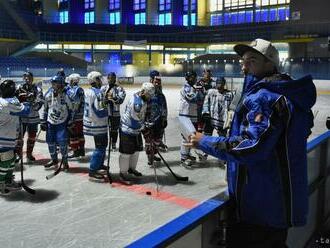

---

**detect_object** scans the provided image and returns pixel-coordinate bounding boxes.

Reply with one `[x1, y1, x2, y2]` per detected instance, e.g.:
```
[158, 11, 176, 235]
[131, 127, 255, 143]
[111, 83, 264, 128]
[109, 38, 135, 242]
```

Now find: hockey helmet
[51, 75, 66, 85]
[185, 71, 197, 80]
[150, 70, 160, 79]
[87, 71, 103, 84]
[0, 80, 16, 98]
[141, 82, 155, 97]
[67, 73, 81, 84]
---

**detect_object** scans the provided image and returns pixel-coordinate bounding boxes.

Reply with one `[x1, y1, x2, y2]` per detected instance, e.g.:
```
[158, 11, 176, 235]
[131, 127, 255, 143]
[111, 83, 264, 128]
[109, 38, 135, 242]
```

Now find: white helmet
[87, 71, 102, 84]
[141, 82, 155, 96]
[67, 73, 81, 84]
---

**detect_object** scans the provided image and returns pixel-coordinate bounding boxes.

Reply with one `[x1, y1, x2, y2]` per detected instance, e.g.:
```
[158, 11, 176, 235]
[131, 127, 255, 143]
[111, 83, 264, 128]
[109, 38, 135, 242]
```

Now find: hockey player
[83, 71, 108, 182]
[119, 82, 155, 183]
[179, 71, 204, 167]
[41, 75, 74, 171]
[101, 72, 126, 150]
[199, 77, 234, 161]
[66, 73, 85, 158]
[143, 70, 168, 166]
[15, 72, 43, 163]
[0, 80, 31, 195]
[202, 77, 233, 137]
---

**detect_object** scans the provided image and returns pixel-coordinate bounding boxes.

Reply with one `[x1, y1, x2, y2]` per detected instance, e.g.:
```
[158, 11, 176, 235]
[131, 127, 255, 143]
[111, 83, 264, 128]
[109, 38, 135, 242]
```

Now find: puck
[146, 191, 152, 195]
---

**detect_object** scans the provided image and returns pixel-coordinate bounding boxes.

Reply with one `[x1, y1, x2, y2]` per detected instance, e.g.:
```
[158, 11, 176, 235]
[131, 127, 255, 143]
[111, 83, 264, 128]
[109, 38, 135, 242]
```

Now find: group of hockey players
[0, 67, 234, 195]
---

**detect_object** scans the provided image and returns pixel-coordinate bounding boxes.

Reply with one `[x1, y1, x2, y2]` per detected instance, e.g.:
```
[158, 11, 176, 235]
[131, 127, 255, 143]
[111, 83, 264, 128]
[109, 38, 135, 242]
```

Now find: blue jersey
[67, 85, 84, 121]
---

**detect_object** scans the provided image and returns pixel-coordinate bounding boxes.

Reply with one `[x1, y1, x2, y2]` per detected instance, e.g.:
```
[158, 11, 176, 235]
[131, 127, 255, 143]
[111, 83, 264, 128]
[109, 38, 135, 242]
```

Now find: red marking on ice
[33, 153, 199, 209]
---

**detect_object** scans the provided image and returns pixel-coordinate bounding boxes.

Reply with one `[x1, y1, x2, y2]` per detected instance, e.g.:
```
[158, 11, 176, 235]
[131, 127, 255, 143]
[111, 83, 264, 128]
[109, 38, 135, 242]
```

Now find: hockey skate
[5, 178, 22, 191]
[128, 168, 142, 177]
[0, 182, 10, 196]
[88, 171, 105, 182]
[44, 159, 58, 169]
[118, 172, 133, 185]
[68, 150, 80, 159]
[26, 154, 36, 163]
[63, 161, 69, 172]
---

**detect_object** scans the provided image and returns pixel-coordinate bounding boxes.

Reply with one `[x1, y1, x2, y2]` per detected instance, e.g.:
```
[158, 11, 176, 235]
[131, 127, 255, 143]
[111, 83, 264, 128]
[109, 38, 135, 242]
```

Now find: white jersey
[101, 84, 126, 117]
[42, 88, 73, 125]
[121, 93, 148, 136]
[202, 89, 234, 129]
[179, 82, 201, 123]
[83, 87, 108, 136]
[0, 97, 30, 148]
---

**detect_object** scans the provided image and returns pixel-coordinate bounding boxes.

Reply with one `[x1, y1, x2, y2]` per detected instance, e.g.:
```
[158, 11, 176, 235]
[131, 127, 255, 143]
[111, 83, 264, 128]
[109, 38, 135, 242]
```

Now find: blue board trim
[126, 198, 226, 248]
[307, 130, 330, 152]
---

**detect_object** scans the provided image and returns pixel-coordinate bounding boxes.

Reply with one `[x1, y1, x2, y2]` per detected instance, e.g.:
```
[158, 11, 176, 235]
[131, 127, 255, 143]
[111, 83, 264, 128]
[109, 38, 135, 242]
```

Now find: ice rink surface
[0, 83, 329, 248]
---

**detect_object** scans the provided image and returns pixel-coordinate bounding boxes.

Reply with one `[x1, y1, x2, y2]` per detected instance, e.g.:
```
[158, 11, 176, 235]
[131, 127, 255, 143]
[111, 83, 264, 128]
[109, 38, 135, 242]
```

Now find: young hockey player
[15, 72, 43, 163]
[143, 70, 168, 166]
[83, 71, 108, 182]
[199, 77, 234, 161]
[119, 82, 155, 183]
[41, 75, 74, 171]
[0, 80, 31, 195]
[101, 72, 126, 151]
[66, 73, 85, 158]
[179, 71, 203, 167]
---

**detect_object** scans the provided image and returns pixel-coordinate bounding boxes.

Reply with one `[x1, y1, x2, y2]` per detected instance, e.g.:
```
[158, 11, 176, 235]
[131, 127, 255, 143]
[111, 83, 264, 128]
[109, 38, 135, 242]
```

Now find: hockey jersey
[83, 87, 108, 136]
[179, 82, 203, 123]
[202, 89, 234, 129]
[121, 93, 148, 135]
[101, 84, 126, 117]
[42, 88, 73, 125]
[67, 85, 84, 121]
[0, 97, 30, 148]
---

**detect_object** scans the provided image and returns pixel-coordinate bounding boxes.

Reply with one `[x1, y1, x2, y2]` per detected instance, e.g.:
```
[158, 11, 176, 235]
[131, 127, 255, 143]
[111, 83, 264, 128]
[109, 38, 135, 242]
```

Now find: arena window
[109, 11, 121, 24]
[84, 0, 95, 9]
[158, 13, 172, 25]
[84, 11, 95, 24]
[159, 0, 172, 11]
[135, 12, 146, 25]
[133, 0, 146, 11]
[109, 0, 120, 10]
[59, 11, 69, 24]
[183, 13, 196, 26]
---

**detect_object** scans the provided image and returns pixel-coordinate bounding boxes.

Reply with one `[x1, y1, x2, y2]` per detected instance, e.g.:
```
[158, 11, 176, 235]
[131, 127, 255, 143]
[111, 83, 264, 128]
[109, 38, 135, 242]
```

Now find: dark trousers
[226, 222, 289, 248]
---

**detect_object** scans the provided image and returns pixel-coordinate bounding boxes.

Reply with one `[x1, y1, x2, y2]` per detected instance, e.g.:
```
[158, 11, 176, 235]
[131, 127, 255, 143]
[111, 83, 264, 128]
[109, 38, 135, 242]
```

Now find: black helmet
[150, 70, 160, 79]
[57, 69, 65, 78]
[185, 71, 197, 80]
[51, 75, 65, 85]
[216, 77, 226, 86]
[0, 80, 16, 98]
[23, 71, 33, 78]
[108, 72, 116, 78]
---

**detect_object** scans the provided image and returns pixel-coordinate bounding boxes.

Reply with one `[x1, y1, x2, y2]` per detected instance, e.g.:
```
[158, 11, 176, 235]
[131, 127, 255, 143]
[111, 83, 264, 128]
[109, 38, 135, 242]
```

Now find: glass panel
[159, 14, 164, 25]
[165, 13, 172, 24]
[183, 14, 188, 26]
[141, 12, 146, 24]
[191, 13, 196, 25]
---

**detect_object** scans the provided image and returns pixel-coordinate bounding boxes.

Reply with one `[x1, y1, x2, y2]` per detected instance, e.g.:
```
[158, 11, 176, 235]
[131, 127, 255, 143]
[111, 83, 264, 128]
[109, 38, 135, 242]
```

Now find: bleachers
[0, 6, 27, 40]
[0, 56, 86, 77]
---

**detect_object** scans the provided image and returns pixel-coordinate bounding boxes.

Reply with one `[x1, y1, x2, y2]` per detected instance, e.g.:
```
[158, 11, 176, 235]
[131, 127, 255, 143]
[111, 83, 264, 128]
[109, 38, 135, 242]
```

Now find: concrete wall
[42, 0, 58, 23]
[95, 0, 109, 24]
[290, 0, 330, 23]
[147, 0, 158, 25]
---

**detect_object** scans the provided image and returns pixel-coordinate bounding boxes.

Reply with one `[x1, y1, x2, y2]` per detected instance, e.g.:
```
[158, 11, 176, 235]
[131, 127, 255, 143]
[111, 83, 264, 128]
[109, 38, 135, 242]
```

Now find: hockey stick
[20, 156, 36, 194]
[46, 159, 63, 180]
[156, 151, 189, 182]
[18, 122, 36, 194]
[106, 117, 113, 184]
[150, 142, 159, 192]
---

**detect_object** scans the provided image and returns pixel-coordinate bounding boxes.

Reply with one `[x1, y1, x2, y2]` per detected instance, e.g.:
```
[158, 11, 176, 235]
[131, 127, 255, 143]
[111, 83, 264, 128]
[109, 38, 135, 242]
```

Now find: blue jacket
[198, 74, 316, 228]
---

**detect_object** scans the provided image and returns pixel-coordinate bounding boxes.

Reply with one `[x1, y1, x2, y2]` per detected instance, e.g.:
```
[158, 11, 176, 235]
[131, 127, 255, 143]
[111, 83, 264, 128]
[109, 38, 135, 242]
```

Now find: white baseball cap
[234, 38, 280, 69]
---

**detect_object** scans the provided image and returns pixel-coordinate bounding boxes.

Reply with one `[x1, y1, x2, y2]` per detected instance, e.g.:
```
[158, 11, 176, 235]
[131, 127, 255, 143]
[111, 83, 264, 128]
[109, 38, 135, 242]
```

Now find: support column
[147, 0, 158, 25]
[69, 0, 84, 24]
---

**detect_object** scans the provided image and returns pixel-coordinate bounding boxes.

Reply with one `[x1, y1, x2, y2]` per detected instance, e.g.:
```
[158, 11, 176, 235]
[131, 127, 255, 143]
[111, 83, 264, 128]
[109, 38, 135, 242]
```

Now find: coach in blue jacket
[190, 38, 316, 248]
